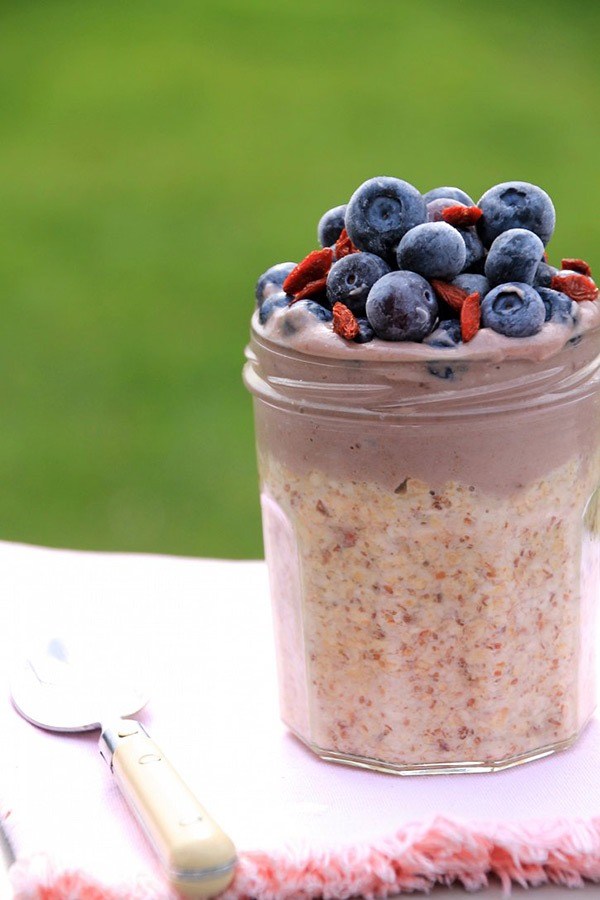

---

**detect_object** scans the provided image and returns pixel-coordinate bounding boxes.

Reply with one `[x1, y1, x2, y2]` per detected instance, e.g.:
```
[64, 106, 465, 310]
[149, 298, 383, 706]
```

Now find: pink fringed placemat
[1, 542, 600, 899]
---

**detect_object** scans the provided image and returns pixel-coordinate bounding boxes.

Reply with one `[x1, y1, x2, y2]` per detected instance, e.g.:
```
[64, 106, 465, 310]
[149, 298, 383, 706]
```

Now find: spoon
[10, 638, 236, 898]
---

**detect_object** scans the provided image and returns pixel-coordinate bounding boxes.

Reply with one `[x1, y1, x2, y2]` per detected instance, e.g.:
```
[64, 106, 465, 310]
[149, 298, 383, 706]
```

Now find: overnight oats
[244, 177, 600, 775]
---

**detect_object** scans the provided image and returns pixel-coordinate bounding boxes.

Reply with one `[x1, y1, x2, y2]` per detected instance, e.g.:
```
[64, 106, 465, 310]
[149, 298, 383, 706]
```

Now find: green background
[0, 0, 598, 557]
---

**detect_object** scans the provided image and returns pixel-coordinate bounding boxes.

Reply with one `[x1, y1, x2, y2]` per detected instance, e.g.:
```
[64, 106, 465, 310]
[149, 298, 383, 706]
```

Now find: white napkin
[1, 542, 600, 899]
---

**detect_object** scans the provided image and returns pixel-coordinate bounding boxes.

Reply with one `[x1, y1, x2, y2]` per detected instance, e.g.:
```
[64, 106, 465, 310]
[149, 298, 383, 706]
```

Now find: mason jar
[243, 322, 600, 775]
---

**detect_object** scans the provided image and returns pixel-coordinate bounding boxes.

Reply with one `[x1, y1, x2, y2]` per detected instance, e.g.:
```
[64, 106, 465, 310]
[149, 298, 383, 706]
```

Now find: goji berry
[441, 205, 483, 227]
[561, 258, 592, 278]
[430, 279, 469, 312]
[289, 277, 328, 302]
[460, 291, 481, 342]
[332, 301, 360, 340]
[550, 272, 598, 302]
[283, 247, 334, 296]
[334, 228, 359, 259]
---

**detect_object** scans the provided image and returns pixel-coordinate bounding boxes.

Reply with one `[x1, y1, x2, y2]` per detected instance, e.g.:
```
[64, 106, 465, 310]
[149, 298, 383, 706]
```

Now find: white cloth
[1, 542, 600, 898]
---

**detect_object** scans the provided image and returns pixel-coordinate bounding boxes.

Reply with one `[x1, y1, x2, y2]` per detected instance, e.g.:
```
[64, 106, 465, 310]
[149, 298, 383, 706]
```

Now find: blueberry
[484, 228, 544, 287]
[425, 199, 485, 272]
[365, 271, 438, 341]
[345, 176, 426, 262]
[258, 290, 290, 324]
[426, 362, 470, 380]
[534, 261, 559, 288]
[397, 222, 466, 280]
[354, 317, 375, 343]
[318, 205, 347, 248]
[481, 283, 545, 337]
[426, 198, 460, 222]
[460, 228, 486, 272]
[427, 363, 457, 380]
[255, 262, 296, 305]
[300, 299, 333, 322]
[326, 252, 390, 315]
[280, 299, 333, 336]
[423, 318, 462, 348]
[452, 273, 490, 298]
[477, 181, 555, 247]
[423, 186, 475, 206]
[537, 288, 578, 325]
[424, 324, 468, 379]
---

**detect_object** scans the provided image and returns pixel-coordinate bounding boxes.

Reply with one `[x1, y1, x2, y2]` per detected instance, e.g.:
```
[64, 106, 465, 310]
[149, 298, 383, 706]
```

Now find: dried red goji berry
[430, 279, 469, 312]
[334, 228, 359, 259]
[550, 272, 599, 302]
[460, 292, 481, 342]
[289, 276, 328, 302]
[332, 301, 360, 340]
[561, 258, 592, 278]
[441, 205, 483, 228]
[283, 247, 334, 296]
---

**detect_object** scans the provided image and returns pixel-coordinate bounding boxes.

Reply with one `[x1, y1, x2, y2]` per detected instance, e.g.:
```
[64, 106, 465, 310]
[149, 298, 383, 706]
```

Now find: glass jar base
[289, 725, 586, 776]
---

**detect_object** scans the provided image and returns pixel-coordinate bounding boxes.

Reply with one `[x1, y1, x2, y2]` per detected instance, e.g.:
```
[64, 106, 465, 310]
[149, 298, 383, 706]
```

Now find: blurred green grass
[0, 0, 598, 557]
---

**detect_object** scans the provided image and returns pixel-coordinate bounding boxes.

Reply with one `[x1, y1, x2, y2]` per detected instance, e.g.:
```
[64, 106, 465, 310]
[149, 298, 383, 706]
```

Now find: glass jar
[243, 325, 600, 775]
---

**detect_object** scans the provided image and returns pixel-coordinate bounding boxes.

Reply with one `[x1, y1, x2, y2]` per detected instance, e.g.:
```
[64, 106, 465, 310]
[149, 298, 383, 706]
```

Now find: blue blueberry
[258, 290, 290, 324]
[423, 318, 462, 348]
[477, 181, 555, 247]
[300, 299, 333, 322]
[426, 198, 459, 222]
[255, 262, 296, 305]
[326, 252, 390, 315]
[424, 319, 468, 379]
[428, 364, 454, 380]
[427, 362, 470, 381]
[452, 273, 490, 298]
[460, 227, 486, 272]
[484, 228, 544, 287]
[425, 199, 485, 272]
[397, 222, 466, 279]
[281, 299, 333, 335]
[365, 271, 438, 341]
[537, 288, 578, 325]
[423, 186, 475, 206]
[481, 283, 545, 337]
[353, 317, 375, 343]
[534, 261, 559, 288]
[345, 176, 426, 262]
[318, 205, 347, 248]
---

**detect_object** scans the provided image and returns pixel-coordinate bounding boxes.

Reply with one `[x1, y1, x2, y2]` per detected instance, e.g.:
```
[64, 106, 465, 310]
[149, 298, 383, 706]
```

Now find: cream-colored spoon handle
[100, 722, 236, 898]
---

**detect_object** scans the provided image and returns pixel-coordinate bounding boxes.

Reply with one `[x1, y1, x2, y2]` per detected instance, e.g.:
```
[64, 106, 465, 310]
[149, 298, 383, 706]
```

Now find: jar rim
[244, 325, 600, 421]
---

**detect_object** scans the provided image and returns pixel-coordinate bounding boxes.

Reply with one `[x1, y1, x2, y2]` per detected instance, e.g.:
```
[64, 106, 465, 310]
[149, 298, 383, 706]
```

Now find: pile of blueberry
[254, 177, 598, 346]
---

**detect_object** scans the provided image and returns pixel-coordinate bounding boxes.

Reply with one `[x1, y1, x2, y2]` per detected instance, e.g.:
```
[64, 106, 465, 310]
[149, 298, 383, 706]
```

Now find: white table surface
[0, 541, 598, 899]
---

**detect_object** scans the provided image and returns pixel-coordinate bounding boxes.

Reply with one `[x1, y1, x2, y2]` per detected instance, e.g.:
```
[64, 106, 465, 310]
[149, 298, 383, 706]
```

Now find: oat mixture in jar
[245, 176, 600, 775]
